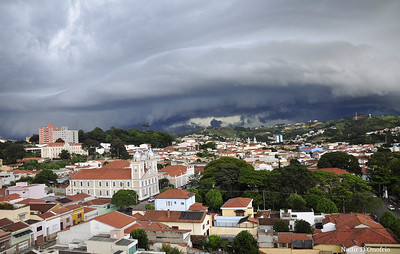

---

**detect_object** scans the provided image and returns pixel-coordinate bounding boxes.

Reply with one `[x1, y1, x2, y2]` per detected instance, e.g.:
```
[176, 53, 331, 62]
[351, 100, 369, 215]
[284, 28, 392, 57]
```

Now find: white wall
[155, 196, 195, 211]
[57, 220, 115, 245]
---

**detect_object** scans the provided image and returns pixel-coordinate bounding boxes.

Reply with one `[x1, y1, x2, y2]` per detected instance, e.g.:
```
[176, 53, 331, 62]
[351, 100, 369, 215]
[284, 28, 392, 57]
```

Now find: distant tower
[253, 137, 257, 143]
[355, 112, 358, 120]
[275, 134, 283, 143]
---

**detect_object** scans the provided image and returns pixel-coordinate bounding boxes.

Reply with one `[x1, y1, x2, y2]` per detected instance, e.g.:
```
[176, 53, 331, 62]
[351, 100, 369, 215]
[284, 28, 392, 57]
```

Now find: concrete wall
[155, 196, 195, 211]
[210, 226, 257, 237]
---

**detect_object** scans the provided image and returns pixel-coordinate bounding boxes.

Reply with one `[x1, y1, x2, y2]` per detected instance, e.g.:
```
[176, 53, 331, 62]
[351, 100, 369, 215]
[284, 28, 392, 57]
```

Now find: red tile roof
[0, 194, 21, 202]
[81, 198, 112, 206]
[221, 197, 252, 208]
[159, 165, 187, 177]
[51, 204, 83, 215]
[189, 202, 208, 211]
[313, 228, 398, 248]
[15, 198, 46, 205]
[94, 211, 137, 229]
[0, 218, 13, 227]
[2, 221, 30, 232]
[155, 189, 195, 199]
[123, 221, 169, 234]
[37, 212, 56, 220]
[71, 160, 132, 180]
[29, 203, 58, 213]
[323, 213, 382, 230]
[83, 207, 97, 213]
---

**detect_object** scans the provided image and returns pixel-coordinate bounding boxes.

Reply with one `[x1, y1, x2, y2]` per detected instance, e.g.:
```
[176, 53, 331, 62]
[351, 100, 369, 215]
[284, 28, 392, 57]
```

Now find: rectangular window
[80, 181, 83, 187]
[120, 182, 123, 187]
[127, 182, 130, 187]
[99, 181, 102, 187]
[87, 181, 90, 187]
[106, 181, 109, 187]
[66, 218, 70, 223]
[73, 181, 76, 186]
[88, 190, 90, 195]
[19, 214, 26, 220]
[113, 182, 116, 187]
[37, 226, 42, 232]
[99, 190, 102, 196]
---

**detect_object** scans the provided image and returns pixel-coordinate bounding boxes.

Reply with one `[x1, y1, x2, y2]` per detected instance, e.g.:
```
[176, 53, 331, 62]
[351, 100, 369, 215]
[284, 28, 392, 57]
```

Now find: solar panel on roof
[179, 211, 204, 221]
[56, 198, 72, 204]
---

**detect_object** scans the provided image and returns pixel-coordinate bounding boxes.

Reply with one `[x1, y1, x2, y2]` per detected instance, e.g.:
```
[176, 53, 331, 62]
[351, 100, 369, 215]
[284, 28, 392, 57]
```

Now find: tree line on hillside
[188, 155, 381, 214]
[79, 127, 175, 157]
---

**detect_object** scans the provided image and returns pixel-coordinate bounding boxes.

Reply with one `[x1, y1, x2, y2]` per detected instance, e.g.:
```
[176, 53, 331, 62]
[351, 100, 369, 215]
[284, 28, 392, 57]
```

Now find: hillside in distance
[181, 114, 400, 145]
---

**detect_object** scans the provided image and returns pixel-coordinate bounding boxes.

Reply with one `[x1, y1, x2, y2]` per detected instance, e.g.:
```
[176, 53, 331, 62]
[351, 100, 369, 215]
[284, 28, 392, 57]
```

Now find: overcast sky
[1, 0, 400, 138]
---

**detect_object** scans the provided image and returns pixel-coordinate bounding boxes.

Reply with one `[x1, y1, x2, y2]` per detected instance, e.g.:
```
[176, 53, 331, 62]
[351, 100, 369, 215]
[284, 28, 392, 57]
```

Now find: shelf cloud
[0, 0, 400, 138]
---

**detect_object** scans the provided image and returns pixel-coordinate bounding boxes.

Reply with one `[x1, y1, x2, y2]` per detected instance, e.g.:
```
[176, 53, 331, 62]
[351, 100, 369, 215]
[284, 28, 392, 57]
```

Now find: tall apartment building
[39, 124, 78, 144]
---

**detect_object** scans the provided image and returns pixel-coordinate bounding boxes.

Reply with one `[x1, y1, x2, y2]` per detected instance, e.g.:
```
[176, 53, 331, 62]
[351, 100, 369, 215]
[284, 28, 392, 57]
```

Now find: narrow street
[374, 198, 400, 221]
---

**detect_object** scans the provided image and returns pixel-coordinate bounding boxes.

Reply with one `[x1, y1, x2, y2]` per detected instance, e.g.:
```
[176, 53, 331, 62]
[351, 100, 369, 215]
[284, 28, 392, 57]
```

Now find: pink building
[6, 182, 48, 199]
[39, 123, 56, 144]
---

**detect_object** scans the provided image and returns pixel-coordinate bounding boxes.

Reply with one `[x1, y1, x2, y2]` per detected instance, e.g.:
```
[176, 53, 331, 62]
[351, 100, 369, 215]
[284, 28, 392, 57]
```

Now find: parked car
[370, 213, 378, 221]
[388, 204, 396, 211]
[148, 197, 155, 202]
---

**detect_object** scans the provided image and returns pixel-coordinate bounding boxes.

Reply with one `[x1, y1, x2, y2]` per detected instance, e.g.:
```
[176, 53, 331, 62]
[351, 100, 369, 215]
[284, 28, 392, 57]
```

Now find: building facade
[41, 142, 88, 159]
[39, 123, 78, 144]
[67, 152, 159, 201]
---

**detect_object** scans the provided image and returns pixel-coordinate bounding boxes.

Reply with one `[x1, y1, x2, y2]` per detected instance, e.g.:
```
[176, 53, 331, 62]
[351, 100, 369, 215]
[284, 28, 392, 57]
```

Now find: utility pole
[263, 190, 266, 210]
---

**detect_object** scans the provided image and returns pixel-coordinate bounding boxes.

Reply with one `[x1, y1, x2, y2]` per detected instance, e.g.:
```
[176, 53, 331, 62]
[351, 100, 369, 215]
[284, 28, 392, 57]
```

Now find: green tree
[30, 134, 39, 144]
[347, 191, 381, 213]
[159, 245, 184, 254]
[33, 169, 58, 186]
[205, 189, 223, 210]
[111, 189, 138, 209]
[316, 198, 338, 213]
[145, 204, 155, 210]
[380, 212, 396, 229]
[286, 194, 306, 210]
[273, 220, 289, 232]
[318, 152, 362, 175]
[305, 188, 326, 210]
[130, 229, 149, 250]
[59, 149, 71, 160]
[207, 235, 223, 251]
[215, 165, 240, 199]
[159, 178, 171, 190]
[110, 138, 130, 159]
[3, 143, 26, 164]
[294, 219, 313, 234]
[233, 230, 258, 254]
[188, 188, 203, 203]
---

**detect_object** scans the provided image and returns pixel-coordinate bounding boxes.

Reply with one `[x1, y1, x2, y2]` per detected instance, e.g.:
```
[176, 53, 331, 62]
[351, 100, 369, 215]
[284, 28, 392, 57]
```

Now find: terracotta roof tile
[94, 211, 137, 229]
[15, 198, 46, 205]
[52, 204, 83, 214]
[37, 212, 56, 220]
[221, 197, 252, 208]
[155, 189, 195, 199]
[123, 221, 169, 234]
[189, 202, 208, 211]
[71, 160, 131, 180]
[0, 193, 21, 202]
[2, 221, 30, 232]
[0, 218, 13, 227]
[81, 198, 112, 206]
[313, 228, 398, 248]
[29, 203, 58, 213]
[83, 207, 97, 213]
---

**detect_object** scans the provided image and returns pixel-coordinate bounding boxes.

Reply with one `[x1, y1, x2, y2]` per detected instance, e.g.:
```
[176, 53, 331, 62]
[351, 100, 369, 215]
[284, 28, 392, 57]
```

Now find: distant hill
[180, 114, 400, 144]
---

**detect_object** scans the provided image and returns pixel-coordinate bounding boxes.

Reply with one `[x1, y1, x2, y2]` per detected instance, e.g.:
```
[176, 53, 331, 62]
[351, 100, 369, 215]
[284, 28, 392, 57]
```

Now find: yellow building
[220, 197, 254, 217]
[0, 205, 33, 222]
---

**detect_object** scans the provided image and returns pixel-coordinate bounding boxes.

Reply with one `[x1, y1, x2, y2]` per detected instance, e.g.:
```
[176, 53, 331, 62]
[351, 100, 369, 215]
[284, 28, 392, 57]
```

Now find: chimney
[167, 209, 170, 218]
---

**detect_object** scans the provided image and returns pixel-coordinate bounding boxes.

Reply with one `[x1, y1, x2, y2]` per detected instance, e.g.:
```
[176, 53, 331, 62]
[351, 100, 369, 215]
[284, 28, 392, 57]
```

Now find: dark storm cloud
[0, 0, 400, 138]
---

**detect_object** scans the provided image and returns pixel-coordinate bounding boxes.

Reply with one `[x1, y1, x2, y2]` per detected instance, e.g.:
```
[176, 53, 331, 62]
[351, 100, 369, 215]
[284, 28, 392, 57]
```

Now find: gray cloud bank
[0, 0, 400, 138]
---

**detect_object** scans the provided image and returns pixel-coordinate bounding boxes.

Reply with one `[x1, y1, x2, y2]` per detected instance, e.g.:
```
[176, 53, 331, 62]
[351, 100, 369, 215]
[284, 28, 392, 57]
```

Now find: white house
[155, 189, 195, 211]
[41, 142, 88, 159]
[158, 165, 195, 188]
